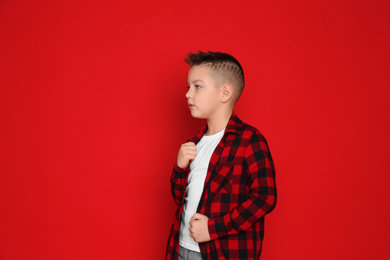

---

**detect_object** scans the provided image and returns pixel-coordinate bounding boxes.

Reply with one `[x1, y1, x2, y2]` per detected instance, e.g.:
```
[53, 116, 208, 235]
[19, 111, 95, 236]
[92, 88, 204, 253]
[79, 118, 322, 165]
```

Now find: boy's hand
[189, 213, 211, 243]
[177, 142, 197, 169]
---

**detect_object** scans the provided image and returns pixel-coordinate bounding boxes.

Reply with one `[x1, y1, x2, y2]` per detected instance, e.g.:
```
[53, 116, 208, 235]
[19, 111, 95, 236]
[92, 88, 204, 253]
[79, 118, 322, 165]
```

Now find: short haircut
[185, 51, 245, 102]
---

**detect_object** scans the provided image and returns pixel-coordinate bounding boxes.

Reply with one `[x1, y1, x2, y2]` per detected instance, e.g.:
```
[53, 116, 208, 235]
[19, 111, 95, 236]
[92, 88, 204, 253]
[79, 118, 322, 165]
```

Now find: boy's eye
[186, 85, 201, 89]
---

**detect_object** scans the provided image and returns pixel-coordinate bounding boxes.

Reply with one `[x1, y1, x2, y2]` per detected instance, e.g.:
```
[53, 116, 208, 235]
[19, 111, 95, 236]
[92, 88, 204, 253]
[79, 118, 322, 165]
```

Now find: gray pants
[178, 245, 202, 260]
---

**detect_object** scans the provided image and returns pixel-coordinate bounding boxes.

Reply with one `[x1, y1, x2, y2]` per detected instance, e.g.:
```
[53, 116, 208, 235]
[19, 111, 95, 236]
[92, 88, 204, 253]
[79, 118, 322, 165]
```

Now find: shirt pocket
[210, 161, 234, 194]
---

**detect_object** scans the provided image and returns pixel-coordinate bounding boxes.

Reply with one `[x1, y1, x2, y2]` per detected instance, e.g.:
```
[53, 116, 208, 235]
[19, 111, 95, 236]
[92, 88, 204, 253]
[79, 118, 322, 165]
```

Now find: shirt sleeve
[170, 163, 189, 206]
[207, 131, 277, 240]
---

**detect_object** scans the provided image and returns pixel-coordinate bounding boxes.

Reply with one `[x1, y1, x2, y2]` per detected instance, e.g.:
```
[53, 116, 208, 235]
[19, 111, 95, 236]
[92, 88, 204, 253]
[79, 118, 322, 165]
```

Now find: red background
[1, 0, 389, 259]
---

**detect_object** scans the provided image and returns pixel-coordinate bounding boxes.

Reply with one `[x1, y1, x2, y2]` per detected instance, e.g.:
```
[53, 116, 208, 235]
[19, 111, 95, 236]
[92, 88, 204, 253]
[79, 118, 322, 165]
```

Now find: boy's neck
[205, 110, 233, 136]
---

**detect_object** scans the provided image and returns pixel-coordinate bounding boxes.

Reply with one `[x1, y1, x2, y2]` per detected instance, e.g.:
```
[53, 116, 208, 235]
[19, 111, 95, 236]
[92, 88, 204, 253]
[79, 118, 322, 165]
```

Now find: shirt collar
[225, 111, 243, 135]
[189, 111, 243, 143]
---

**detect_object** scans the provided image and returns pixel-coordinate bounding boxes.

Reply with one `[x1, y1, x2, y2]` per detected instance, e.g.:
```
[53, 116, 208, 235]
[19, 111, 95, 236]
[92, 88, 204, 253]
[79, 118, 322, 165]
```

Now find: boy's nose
[185, 89, 191, 99]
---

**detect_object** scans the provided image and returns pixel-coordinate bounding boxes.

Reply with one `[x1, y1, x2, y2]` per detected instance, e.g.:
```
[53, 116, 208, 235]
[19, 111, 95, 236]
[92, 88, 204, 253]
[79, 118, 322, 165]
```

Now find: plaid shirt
[166, 112, 277, 260]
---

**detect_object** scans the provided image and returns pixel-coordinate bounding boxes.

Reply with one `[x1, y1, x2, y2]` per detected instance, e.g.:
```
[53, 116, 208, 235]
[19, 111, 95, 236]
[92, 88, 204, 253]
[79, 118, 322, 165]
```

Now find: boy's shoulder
[231, 114, 272, 160]
[227, 112, 266, 139]
[229, 113, 272, 155]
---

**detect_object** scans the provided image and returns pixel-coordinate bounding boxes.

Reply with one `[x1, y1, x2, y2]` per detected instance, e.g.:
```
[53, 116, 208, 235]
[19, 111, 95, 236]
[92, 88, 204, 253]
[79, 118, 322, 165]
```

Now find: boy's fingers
[181, 147, 196, 154]
[183, 145, 196, 152]
[192, 213, 203, 220]
[183, 142, 196, 147]
[188, 154, 196, 160]
[186, 150, 197, 156]
[183, 146, 197, 152]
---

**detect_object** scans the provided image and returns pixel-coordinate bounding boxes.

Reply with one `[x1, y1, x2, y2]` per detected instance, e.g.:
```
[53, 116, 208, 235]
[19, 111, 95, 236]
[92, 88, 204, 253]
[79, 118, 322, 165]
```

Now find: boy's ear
[221, 84, 234, 103]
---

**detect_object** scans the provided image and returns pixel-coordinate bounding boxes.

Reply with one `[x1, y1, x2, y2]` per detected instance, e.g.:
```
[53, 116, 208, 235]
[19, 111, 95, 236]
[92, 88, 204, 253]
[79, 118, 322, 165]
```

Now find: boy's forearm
[170, 163, 188, 206]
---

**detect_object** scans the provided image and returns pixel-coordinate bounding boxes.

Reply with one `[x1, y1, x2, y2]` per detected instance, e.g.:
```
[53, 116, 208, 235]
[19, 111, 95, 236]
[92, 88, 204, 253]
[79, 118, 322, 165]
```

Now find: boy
[166, 51, 277, 260]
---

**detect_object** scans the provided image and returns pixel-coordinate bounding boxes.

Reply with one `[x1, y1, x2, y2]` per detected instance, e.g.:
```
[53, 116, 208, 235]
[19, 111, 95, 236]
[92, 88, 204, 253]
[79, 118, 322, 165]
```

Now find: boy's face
[186, 65, 222, 120]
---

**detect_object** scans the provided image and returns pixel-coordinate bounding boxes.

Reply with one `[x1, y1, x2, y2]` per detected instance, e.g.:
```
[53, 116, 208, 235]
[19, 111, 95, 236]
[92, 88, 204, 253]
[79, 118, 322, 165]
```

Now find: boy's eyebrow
[187, 79, 204, 84]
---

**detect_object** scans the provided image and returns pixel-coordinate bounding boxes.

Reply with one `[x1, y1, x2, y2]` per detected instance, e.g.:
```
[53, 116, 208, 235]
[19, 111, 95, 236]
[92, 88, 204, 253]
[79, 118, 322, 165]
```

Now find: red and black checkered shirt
[166, 112, 277, 260]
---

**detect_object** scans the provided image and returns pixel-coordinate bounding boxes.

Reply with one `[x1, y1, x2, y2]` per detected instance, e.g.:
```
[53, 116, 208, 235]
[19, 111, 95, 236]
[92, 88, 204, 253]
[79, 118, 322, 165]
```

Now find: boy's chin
[190, 111, 205, 119]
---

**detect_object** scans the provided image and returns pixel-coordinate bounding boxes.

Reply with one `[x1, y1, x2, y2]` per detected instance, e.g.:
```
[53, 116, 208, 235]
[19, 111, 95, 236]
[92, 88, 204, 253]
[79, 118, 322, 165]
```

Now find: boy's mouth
[188, 103, 195, 109]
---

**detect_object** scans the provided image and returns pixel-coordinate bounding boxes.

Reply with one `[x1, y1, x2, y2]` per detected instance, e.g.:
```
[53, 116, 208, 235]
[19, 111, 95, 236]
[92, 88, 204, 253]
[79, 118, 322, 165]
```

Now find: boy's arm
[207, 131, 277, 240]
[170, 164, 188, 206]
[170, 142, 197, 206]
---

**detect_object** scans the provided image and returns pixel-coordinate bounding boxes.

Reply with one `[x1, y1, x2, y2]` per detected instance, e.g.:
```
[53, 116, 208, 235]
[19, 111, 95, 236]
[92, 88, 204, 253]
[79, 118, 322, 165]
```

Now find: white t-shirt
[179, 128, 225, 252]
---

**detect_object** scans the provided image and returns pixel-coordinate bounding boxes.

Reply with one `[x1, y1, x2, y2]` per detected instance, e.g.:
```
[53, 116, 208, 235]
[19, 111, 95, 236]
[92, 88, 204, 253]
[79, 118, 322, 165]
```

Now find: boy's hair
[185, 51, 245, 102]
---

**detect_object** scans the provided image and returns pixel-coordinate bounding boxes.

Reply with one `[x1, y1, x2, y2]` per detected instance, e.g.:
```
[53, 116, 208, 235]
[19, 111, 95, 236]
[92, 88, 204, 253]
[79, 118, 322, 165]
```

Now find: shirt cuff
[172, 163, 188, 177]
